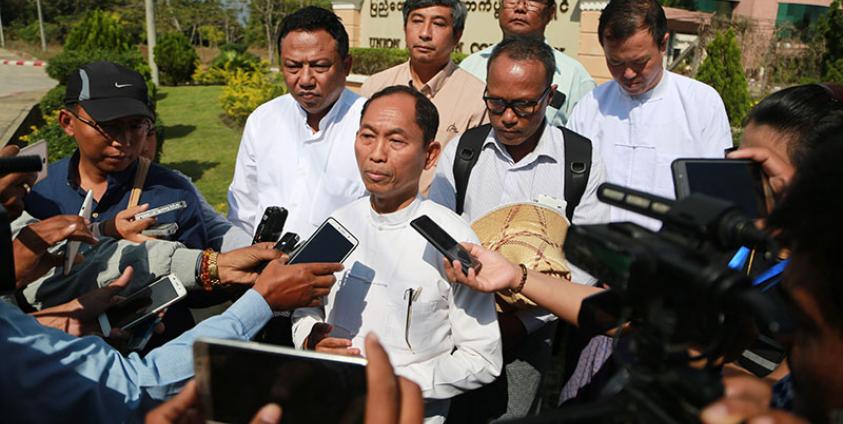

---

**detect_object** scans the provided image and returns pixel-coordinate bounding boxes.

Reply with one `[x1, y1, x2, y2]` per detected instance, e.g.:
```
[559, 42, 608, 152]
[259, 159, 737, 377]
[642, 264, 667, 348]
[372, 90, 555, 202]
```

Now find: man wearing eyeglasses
[429, 37, 608, 420]
[24, 61, 208, 250]
[458, 0, 594, 126]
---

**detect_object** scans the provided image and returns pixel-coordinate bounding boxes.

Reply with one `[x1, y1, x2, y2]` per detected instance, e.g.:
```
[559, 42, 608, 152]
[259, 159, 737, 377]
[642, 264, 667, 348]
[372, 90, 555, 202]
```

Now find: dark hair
[745, 83, 843, 168]
[767, 131, 843, 335]
[361, 85, 439, 145]
[598, 0, 667, 48]
[487, 36, 555, 87]
[277, 6, 349, 60]
[402, 0, 467, 35]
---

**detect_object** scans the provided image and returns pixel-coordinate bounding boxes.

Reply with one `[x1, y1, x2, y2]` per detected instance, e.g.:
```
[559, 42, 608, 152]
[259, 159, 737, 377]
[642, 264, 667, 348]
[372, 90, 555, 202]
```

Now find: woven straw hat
[471, 202, 572, 311]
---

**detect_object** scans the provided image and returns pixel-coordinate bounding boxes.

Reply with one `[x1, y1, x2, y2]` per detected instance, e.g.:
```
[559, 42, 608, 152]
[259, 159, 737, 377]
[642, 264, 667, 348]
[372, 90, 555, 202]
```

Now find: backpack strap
[127, 157, 151, 208]
[453, 124, 492, 215]
[559, 126, 592, 222]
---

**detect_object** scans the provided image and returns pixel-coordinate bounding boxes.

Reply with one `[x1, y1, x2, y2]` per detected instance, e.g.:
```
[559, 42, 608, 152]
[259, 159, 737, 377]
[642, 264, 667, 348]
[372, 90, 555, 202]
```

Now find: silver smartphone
[141, 222, 179, 238]
[19, 139, 48, 183]
[194, 337, 367, 424]
[64, 189, 93, 275]
[134, 201, 187, 221]
[288, 217, 358, 265]
[97, 274, 187, 335]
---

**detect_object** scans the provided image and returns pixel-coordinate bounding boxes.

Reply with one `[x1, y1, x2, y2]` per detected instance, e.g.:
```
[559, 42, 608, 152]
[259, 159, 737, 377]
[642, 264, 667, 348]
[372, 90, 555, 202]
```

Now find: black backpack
[452, 123, 593, 221]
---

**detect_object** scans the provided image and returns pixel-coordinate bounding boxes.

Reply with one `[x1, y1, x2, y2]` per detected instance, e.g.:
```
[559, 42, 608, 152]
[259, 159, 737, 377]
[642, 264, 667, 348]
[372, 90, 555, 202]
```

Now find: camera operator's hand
[305, 322, 361, 356]
[252, 260, 342, 311]
[700, 375, 807, 424]
[0, 144, 37, 219]
[364, 333, 424, 424]
[443, 242, 521, 292]
[728, 147, 795, 195]
[14, 215, 98, 287]
[32, 266, 132, 337]
[102, 204, 157, 243]
[145, 380, 282, 424]
[217, 242, 283, 285]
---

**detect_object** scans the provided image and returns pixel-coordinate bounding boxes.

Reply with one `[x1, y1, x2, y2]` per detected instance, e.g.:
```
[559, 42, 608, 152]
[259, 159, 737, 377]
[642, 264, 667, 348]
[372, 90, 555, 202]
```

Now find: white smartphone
[19, 139, 48, 183]
[288, 217, 358, 265]
[97, 274, 187, 335]
[141, 222, 179, 238]
[193, 337, 367, 424]
[64, 189, 93, 275]
[134, 201, 187, 221]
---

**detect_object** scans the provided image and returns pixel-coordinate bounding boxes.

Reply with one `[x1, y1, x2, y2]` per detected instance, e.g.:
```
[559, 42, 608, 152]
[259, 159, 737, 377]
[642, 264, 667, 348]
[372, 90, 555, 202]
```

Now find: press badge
[535, 194, 567, 211]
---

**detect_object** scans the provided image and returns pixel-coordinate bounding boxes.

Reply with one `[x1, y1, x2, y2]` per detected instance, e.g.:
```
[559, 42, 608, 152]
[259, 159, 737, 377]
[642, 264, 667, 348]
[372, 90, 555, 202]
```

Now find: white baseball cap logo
[114, 83, 133, 88]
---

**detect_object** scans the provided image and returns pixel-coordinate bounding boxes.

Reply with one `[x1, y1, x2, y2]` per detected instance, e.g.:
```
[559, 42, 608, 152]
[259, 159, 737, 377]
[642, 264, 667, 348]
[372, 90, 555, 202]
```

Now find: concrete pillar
[578, 2, 611, 84]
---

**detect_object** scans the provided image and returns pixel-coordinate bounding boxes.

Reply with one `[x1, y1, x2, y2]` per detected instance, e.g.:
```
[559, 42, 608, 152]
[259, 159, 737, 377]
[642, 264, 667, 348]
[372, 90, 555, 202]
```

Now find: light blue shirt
[459, 42, 596, 126]
[0, 289, 272, 422]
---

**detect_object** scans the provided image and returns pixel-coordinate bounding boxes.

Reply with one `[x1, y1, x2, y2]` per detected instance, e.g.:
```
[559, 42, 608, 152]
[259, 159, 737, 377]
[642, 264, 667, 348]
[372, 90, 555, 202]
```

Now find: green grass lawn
[156, 85, 240, 213]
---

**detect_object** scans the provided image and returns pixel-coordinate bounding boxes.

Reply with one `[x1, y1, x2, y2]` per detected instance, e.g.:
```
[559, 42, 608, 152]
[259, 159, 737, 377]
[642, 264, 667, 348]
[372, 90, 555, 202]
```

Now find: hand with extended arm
[443, 242, 602, 326]
[14, 215, 98, 287]
[33, 266, 133, 337]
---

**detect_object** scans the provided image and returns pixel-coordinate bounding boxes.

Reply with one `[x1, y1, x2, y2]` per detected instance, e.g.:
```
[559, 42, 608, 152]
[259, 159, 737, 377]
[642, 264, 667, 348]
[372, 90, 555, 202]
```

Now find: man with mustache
[361, 0, 488, 194]
[227, 7, 367, 241]
[566, 0, 732, 229]
[458, 0, 594, 125]
[292, 85, 501, 423]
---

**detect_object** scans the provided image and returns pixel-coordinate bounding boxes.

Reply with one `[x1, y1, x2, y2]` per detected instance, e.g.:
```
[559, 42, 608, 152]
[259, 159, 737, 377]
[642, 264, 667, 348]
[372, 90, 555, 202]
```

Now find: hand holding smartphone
[672, 158, 775, 219]
[64, 189, 94, 275]
[410, 215, 481, 275]
[287, 218, 357, 265]
[97, 274, 187, 335]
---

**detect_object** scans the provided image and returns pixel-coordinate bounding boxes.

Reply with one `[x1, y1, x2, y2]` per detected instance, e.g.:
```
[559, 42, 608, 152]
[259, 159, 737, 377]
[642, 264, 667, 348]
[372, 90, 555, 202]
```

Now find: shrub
[194, 50, 263, 85]
[39, 85, 67, 116]
[16, 21, 62, 44]
[821, 0, 843, 82]
[154, 32, 199, 86]
[218, 42, 248, 54]
[46, 48, 149, 84]
[350, 48, 408, 75]
[696, 29, 751, 127]
[19, 111, 77, 161]
[64, 10, 132, 52]
[220, 67, 286, 125]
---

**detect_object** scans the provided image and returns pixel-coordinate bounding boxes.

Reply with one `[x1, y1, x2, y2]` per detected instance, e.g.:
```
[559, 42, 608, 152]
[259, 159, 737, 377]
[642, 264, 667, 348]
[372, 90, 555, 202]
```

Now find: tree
[696, 29, 751, 128]
[820, 0, 843, 83]
[64, 10, 132, 52]
[155, 31, 198, 85]
[247, 0, 331, 65]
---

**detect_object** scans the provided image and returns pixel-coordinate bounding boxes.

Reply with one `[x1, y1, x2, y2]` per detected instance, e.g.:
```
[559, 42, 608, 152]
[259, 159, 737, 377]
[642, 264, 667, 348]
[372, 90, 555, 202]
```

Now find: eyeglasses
[501, 0, 547, 12]
[67, 109, 155, 142]
[484, 86, 552, 118]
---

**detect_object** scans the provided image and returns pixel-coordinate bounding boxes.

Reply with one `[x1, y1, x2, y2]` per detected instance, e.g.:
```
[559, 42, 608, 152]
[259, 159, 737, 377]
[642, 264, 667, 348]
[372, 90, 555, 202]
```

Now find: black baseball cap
[64, 61, 154, 122]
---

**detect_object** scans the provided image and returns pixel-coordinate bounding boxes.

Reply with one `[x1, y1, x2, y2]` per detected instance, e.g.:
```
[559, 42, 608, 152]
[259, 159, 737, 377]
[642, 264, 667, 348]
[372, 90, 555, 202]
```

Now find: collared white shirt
[292, 196, 502, 401]
[567, 71, 732, 229]
[227, 89, 368, 241]
[428, 124, 610, 332]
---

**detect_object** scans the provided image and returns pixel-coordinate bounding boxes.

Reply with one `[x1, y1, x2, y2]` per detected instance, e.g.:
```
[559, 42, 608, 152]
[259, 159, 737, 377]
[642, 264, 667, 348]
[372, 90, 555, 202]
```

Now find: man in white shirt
[428, 37, 609, 420]
[227, 7, 367, 241]
[292, 85, 502, 422]
[566, 0, 732, 229]
[458, 0, 594, 126]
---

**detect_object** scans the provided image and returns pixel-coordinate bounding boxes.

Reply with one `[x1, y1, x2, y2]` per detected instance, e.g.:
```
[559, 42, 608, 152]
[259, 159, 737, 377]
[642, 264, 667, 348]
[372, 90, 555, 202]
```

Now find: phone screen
[289, 221, 355, 264]
[106, 277, 181, 329]
[684, 161, 769, 218]
[197, 340, 366, 423]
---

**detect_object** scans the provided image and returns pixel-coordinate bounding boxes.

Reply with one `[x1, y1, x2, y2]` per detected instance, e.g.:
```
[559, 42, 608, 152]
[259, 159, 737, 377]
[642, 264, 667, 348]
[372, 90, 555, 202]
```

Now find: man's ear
[453, 30, 464, 45]
[343, 55, 353, 76]
[659, 33, 670, 54]
[424, 141, 442, 171]
[57, 109, 76, 137]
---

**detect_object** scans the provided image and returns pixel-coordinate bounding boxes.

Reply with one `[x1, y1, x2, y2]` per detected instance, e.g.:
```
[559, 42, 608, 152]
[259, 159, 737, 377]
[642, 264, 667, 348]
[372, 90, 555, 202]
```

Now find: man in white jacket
[292, 85, 502, 423]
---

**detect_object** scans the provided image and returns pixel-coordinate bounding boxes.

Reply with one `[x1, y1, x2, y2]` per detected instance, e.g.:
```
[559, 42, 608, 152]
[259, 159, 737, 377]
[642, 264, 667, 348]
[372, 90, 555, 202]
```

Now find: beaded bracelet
[511, 263, 528, 294]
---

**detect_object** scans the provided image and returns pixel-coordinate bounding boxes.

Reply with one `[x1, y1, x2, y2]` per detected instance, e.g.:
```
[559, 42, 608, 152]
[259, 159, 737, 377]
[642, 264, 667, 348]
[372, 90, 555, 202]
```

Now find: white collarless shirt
[292, 196, 502, 400]
[567, 71, 732, 229]
[227, 89, 368, 241]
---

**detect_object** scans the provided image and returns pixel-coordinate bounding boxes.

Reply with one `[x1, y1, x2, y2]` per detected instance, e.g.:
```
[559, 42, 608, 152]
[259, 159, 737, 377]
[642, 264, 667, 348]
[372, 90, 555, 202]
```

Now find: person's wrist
[102, 219, 118, 239]
[510, 263, 523, 290]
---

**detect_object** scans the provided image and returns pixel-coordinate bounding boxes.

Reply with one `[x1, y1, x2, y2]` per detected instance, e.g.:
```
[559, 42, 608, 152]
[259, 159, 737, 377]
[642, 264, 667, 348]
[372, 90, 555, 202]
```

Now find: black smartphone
[672, 159, 774, 219]
[274, 232, 300, 254]
[194, 338, 367, 424]
[288, 218, 358, 265]
[410, 215, 481, 275]
[252, 206, 288, 244]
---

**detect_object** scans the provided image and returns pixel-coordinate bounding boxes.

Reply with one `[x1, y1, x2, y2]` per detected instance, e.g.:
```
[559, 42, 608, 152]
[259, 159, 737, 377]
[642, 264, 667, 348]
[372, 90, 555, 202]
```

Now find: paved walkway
[0, 48, 56, 146]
